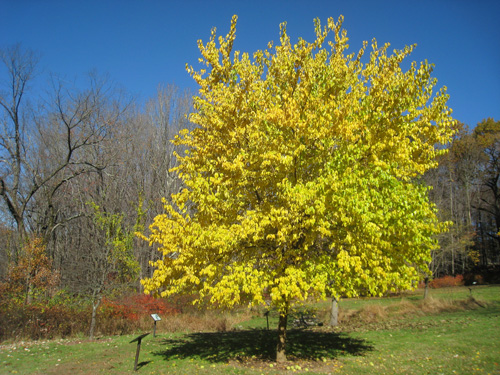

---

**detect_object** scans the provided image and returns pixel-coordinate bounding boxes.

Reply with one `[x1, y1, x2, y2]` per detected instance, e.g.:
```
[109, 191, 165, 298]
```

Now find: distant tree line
[425, 118, 500, 281]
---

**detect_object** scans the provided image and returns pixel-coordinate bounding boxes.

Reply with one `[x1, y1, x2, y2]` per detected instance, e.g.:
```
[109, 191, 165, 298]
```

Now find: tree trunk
[329, 296, 339, 326]
[25, 278, 33, 305]
[89, 295, 102, 339]
[276, 311, 288, 363]
[424, 276, 430, 300]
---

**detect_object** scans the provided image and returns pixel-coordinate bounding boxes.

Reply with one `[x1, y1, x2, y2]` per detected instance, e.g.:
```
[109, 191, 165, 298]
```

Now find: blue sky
[1, 0, 499, 127]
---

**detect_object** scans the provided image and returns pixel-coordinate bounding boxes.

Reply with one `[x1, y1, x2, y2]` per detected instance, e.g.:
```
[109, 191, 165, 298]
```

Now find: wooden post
[134, 338, 142, 371]
[130, 333, 150, 371]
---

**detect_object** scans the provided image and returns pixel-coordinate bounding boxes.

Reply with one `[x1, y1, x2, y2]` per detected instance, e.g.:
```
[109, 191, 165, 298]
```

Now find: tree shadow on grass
[153, 328, 373, 363]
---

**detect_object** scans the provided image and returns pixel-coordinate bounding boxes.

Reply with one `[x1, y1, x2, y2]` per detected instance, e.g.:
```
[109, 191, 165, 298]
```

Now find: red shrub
[0, 302, 88, 341]
[100, 294, 180, 323]
[0, 293, 182, 341]
[100, 298, 140, 321]
[430, 275, 464, 288]
[126, 294, 180, 315]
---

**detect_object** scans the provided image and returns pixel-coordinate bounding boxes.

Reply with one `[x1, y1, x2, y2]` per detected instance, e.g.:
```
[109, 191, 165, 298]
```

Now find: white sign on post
[151, 314, 161, 321]
[151, 314, 161, 337]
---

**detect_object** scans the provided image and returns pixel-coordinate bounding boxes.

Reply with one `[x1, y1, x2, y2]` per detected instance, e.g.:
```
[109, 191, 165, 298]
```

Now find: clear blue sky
[1, 0, 499, 127]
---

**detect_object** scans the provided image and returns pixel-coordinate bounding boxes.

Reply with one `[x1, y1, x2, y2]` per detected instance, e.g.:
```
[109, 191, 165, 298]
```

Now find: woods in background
[0, 45, 192, 305]
[426, 118, 500, 280]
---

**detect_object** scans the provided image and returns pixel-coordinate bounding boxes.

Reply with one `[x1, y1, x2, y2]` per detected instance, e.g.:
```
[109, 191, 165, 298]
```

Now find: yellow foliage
[141, 15, 455, 313]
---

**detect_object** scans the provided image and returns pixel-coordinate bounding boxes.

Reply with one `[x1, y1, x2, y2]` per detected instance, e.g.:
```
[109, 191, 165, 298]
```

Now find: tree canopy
[140, 15, 455, 361]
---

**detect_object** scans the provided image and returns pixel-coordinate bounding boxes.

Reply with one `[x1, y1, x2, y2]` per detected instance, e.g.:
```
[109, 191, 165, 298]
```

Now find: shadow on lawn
[153, 328, 373, 362]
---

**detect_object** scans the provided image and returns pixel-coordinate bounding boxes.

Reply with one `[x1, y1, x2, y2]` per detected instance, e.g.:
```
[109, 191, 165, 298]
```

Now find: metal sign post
[150, 314, 161, 337]
[130, 332, 150, 371]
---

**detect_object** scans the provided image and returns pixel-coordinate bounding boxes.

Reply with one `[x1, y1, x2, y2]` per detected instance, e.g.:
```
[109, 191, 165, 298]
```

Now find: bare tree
[0, 45, 39, 238]
[32, 72, 130, 238]
[0, 46, 130, 246]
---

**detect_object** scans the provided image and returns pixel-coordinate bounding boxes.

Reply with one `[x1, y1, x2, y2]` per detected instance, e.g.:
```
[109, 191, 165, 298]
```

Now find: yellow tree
[140, 15, 455, 362]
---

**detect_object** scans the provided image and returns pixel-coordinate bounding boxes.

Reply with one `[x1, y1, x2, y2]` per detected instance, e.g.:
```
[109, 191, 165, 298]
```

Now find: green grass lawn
[1, 285, 499, 374]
